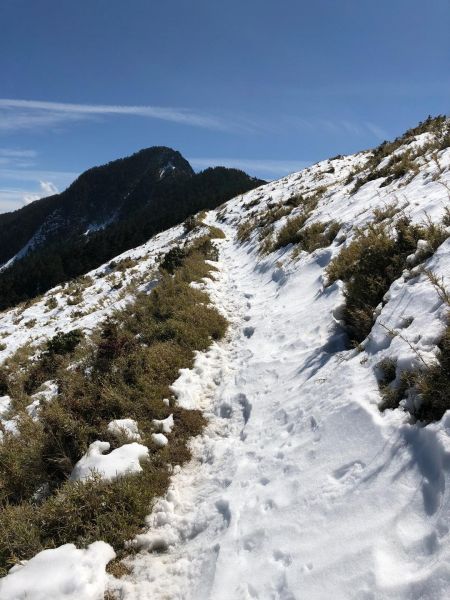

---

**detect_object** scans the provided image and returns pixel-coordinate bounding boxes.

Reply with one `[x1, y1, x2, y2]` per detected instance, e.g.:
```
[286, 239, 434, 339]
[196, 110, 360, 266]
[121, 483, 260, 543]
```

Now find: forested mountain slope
[0, 147, 263, 309]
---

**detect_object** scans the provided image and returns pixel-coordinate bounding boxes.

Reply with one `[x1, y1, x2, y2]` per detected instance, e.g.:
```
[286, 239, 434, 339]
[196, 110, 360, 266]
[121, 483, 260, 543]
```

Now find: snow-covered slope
[0, 224, 184, 364]
[1, 122, 450, 599]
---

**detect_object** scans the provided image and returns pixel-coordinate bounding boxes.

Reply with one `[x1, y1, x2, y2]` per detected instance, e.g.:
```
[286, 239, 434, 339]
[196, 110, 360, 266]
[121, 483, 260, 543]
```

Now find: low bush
[113, 257, 138, 272]
[236, 218, 255, 243]
[67, 293, 82, 306]
[183, 215, 203, 233]
[46, 330, 83, 357]
[444, 207, 450, 227]
[376, 358, 415, 411]
[327, 218, 448, 343]
[0, 416, 46, 504]
[45, 296, 58, 310]
[271, 213, 310, 250]
[160, 246, 186, 273]
[372, 202, 401, 224]
[272, 219, 340, 254]
[415, 321, 450, 422]
[208, 225, 226, 239]
[376, 319, 450, 423]
[293, 221, 340, 254]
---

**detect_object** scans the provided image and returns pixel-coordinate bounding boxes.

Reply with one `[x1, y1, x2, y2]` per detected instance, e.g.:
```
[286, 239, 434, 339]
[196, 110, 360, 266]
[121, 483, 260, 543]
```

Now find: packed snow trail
[111, 219, 450, 600]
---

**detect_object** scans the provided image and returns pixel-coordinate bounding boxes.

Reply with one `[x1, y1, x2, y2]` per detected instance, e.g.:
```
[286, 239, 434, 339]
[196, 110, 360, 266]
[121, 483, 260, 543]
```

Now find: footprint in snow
[243, 326, 255, 338]
[262, 499, 276, 512]
[332, 460, 366, 482]
[219, 402, 233, 419]
[237, 393, 252, 424]
[310, 416, 319, 431]
[273, 549, 292, 567]
[215, 498, 231, 528]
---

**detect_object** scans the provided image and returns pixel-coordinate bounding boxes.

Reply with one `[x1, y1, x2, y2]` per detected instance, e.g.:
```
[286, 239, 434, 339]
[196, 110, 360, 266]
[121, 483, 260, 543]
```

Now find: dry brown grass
[0, 232, 227, 574]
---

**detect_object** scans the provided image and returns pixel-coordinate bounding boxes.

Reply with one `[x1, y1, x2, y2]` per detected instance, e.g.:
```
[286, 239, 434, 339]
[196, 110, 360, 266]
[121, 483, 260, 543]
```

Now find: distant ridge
[0, 147, 264, 309]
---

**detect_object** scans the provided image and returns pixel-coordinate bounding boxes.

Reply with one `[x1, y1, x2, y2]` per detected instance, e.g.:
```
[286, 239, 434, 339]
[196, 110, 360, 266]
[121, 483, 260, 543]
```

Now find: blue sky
[0, 0, 448, 213]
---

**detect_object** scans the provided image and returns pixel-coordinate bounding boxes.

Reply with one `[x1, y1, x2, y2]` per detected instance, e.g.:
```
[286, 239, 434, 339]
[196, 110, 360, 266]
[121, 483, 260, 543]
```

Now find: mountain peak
[0, 148, 263, 307]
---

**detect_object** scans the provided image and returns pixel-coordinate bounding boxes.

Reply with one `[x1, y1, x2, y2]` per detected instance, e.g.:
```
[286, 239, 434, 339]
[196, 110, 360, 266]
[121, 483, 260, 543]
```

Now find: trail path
[113, 222, 450, 600]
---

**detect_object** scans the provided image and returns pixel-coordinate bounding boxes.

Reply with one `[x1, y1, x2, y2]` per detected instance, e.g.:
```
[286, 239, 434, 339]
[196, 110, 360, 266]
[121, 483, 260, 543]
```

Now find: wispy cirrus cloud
[0, 147, 38, 169]
[189, 157, 311, 179]
[277, 116, 389, 140]
[0, 98, 244, 133]
[0, 167, 77, 184]
[0, 148, 37, 158]
[0, 98, 391, 140]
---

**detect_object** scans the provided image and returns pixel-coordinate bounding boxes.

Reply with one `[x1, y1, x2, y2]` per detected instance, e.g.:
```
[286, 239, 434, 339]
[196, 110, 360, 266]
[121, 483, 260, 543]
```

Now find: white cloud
[279, 116, 389, 140]
[189, 157, 311, 178]
[0, 98, 240, 132]
[0, 188, 28, 212]
[0, 148, 37, 158]
[39, 180, 58, 196]
[23, 180, 59, 205]
[22, 192, 41, 205]
[0, 148, 38, 170]
[364, 121, 390, 141]
[0, 171, 77, 213]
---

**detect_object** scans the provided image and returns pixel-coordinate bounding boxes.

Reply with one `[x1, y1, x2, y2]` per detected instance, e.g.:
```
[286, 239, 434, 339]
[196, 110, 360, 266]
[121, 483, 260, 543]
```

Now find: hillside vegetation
[0, 226, 226, 574]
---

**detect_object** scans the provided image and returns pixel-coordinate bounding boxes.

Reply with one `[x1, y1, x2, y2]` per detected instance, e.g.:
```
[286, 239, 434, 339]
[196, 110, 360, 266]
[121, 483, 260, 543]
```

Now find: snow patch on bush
[0, 541, 115, 600]
[107, 418, 141, 441]
[70, 440, 149, 482]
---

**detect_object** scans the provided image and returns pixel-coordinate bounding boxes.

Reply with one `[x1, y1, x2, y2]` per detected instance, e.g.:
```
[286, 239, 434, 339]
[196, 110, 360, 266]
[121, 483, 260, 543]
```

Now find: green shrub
[376, 319, 450, 423]
[372, 202, 401, 224]
[378, 369, 417, 412]
[415, 322, 450, 421]
[39, 400, 96, 482]
[67, 293, 82, 306]
[271, 213, 310, 250]
[17, 330, 85, 396]
[236, 218, 256, 243]
[46, 330, 83, 357]
[45, 296, 58, 310]
[183, 215, 201, 233]
[349, 116, 449, 194]
[327, 218, 448, 343]
[443, 207, 450, 227]
[160, 246, 186, 273]
[114, 257, 138, 272]
[208, 225, 226, 239]
[272, 218, 339, 254]
[0, 416, 46, 504]
[0, 503, 43, 576]
[292, 221, 340, 255]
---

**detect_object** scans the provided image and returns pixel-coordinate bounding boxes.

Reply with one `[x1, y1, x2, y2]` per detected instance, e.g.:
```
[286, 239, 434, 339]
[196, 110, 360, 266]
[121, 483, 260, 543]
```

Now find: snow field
[1, 129, 450, 598]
